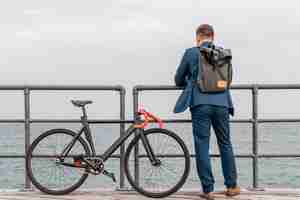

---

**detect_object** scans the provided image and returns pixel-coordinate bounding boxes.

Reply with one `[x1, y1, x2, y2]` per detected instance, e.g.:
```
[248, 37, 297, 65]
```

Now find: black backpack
[196, 43, 233, 93]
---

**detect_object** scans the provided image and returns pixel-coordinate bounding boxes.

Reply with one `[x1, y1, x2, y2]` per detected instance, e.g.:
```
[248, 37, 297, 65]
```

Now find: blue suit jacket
[173, 42, 234, 115]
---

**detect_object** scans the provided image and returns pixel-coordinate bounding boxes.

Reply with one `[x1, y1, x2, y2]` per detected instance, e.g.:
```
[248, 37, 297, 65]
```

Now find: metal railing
[0, 84, 300, 190]
[133, 84, 300, 189]
[0, 85, 126, 189]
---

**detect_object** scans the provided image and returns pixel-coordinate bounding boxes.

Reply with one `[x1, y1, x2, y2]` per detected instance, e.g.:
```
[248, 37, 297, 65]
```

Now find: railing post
[24, 88, 31, 189]
[119, 88, 126, 189]
[252, 85, 259, 188]
[133, 87, 139, 186]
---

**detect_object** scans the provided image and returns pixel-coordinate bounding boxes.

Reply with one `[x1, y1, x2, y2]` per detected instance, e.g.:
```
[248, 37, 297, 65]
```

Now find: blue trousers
[190, 104, 237, 193]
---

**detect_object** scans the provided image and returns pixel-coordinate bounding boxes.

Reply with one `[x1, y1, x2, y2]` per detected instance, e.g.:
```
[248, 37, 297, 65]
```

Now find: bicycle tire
[26, 129, 91, 195]
[124, 128, 190, 198]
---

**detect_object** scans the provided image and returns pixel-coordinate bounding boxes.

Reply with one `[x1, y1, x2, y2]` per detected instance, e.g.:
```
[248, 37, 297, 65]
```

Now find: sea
[0, 122, 299, 191]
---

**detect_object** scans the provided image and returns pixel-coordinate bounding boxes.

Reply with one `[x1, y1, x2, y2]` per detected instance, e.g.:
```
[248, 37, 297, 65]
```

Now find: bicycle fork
[139, 130, 161, 166]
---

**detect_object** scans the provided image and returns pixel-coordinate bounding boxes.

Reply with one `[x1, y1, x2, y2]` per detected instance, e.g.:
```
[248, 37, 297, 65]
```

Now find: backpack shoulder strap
[196, 47, 204, 81]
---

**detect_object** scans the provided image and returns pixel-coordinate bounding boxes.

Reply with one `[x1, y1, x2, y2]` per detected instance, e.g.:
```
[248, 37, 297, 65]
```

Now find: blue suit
[174, 42, 238, 193]
[173, 42, 234, 115]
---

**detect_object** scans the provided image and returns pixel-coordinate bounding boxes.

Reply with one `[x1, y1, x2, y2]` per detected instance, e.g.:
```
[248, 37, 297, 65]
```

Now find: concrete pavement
[0, 189, 299, 200]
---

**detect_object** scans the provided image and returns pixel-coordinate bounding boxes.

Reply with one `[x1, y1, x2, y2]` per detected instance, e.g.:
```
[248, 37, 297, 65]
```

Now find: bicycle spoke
[28, 131, 89, 193]
[160, 164, 179, 178]
[125, 129, 190, 197]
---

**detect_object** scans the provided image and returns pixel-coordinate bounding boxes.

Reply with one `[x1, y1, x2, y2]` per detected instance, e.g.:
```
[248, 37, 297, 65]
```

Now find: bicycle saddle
[71, 100, 93, 107]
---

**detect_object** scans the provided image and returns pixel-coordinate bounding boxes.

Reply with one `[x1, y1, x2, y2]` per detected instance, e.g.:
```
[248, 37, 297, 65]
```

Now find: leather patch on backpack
[217, 80, 227, 88]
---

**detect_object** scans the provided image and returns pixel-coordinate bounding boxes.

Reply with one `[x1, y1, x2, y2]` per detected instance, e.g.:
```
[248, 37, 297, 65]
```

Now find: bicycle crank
[85, 157, 104, 175]
[85, 158, 116, 183]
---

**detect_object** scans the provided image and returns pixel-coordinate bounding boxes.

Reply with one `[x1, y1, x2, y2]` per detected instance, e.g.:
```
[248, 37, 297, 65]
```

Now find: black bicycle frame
[61, 119, 156, 163]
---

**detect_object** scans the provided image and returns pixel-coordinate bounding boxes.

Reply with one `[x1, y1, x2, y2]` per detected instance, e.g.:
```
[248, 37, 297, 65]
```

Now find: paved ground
[0, 189, 299, 200]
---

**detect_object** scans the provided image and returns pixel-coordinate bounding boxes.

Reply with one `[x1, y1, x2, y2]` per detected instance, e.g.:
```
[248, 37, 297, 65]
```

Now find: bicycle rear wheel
[26, 129, 91, 195]
[124, 128, 190, 198]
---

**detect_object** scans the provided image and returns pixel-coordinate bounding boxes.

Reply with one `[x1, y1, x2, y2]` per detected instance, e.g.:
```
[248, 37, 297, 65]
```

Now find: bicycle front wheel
[26, 129, 91, 195]
[124, 128, 190, 198]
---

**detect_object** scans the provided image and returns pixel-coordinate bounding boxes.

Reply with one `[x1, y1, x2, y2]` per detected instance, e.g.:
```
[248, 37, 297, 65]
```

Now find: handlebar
[134, 108, 164, 129]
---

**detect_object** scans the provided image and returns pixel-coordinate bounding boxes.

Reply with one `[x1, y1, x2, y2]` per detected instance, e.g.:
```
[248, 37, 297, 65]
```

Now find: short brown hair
[196, 24, 214, 37]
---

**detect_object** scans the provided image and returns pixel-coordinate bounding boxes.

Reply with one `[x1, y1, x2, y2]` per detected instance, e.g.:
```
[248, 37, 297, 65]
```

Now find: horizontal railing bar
[29, 119, 134, 123]
[134, 84, 300, 91]
[0, 119, 252, 123]
[159, 119, 253, 123]
[0, 85, 125, 91]
[0, 155, 25, 158]
[137, 154, 254, 158]
[0, 119, 133, 124]
[0, 154, 122, 158]
[1, 118, 300, 124]
[258, 119, 300, 123]
[2, 154, 300, 159]
[258, 154, 300, 158]
[0, 120, 25, 123]
[1, 84, 298, 91]
[134, 84, 255, 91]
[31, 119, 300, 123]
[30, 119, 252, 123]
[255, 84, 300, 89]
[0, 154, 253, 158]
[0, 84, 299, 93]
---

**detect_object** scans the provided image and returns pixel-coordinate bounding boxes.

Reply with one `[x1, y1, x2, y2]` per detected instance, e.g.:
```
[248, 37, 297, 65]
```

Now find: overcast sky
[0, 0, 300, 119]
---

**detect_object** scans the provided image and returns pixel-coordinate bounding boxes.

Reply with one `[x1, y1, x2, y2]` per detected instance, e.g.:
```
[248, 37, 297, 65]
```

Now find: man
[174, 24, 240, 200]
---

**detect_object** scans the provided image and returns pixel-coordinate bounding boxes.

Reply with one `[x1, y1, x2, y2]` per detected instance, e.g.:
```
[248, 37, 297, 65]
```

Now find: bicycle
[26, 100, 190, 198]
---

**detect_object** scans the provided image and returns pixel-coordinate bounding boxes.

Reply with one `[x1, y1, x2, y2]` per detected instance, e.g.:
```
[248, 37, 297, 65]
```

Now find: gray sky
[0, 0, 300, 119]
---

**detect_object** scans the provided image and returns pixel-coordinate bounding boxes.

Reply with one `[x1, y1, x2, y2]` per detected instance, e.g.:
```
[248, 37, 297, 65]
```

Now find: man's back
[174, 42, 234, 114]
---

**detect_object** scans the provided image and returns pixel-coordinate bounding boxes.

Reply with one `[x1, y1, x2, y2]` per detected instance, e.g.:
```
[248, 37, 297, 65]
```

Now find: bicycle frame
[60, 108, 163, 164]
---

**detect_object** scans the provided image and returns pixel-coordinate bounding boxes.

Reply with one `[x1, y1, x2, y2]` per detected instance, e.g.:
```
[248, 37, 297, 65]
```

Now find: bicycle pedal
[103, 170, 116, 183]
